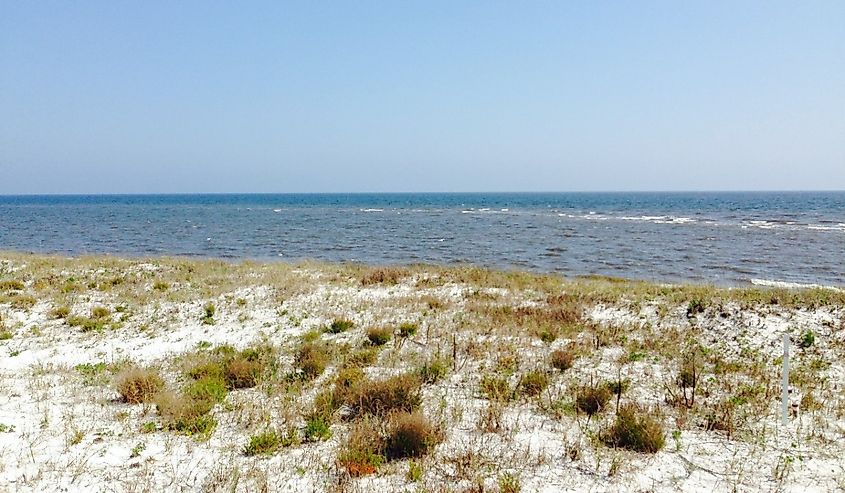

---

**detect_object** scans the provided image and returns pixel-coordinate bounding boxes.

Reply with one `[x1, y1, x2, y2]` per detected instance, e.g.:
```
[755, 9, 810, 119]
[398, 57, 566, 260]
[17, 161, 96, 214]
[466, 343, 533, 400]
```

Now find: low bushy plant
[326, 318, 354, 334]
[602, 405, 665, 453]
[385, 412, 442, 460]
[575, 385, 612, 416]
[116, 367, 164, 404]
[549, 348, 575, 371]
[344, 373, 422, 419]
[519, 370, 549, 397]
[366, 326, 393, 346]
[243, 430, 280, 456]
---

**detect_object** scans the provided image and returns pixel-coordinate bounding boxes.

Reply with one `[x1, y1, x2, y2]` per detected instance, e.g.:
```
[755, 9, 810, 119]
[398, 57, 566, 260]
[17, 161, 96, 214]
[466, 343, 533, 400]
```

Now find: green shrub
[201, 302, 216, 325]
[518, 370, 549, 397]
[686, 298, 706, 317]
[326, 318, 354, 334]
[0, 331, 11, 341]
[243, 430, 280, 456]
[398, 322, 418, 338]
[416, 358, 449, 384]
[799, 330, 815, 349]
[480, 375, 513, 402]
[304, 415, 332, 442]
[575, 385, 612, 416]
[366, 326, 393, 346]
[602, 405, 665, 453]
[184, 376, 228, 403]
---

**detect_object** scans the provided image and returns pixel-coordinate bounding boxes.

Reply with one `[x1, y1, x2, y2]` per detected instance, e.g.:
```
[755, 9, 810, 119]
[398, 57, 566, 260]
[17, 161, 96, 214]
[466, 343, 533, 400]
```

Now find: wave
[750, 279, 843, 291]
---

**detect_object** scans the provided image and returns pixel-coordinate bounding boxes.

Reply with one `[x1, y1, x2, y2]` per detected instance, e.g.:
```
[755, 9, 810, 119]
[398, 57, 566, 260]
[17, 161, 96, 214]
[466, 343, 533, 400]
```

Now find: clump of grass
[361, 267, 407, 286]
[2, 294, 36, 310]
[385, 412, 442, 460]
[549, 348, 576, 371]
[186, 344, 275, 390]
[416, 357, 449, 384]
[154, 391, 217, 437]
[518, 370, 549, 397]
[575, 385, 612, 416]
[153, 281, 169, 291]
[91, 306, 110, 319]
[397, 322, 418, 338]
[0, 280, 25, 291]
[50, 306, 70, 319]
[201, 302, 216, 325]
[686, 298, 706, 317]
[366, 326, 393, 346]
[67, 316, 105, 332]
[116, 367, 164, 404]
[602, 405, 665, 453]
[303, 415, 332, 441]
[294, 342, 329, 379]
[224, 356, 264, 389]
[0, 331, 11, 341]
[498, 472, 522, 493]
[344, 373, 422, 419]
[342, 347, 379, 369]
[243, 430, 280, 456]
[337, 419, 385, 477]
[480, 374, 513, 402]
[326, 318, 354, 334]
[184, 375, 228, 404]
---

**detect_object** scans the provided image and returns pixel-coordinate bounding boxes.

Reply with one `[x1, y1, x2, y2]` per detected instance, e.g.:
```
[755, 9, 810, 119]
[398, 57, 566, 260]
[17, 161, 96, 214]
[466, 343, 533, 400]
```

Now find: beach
[1, 252, 843, 492]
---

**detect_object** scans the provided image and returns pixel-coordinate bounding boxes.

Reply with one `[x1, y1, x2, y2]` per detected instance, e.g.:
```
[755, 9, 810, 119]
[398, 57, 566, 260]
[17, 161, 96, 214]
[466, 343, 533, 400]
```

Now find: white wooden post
[782, 333, 790, 426]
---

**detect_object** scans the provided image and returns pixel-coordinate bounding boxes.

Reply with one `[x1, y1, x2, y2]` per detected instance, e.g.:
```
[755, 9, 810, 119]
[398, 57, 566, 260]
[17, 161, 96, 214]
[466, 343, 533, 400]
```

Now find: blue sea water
[1, 192, 843, 287]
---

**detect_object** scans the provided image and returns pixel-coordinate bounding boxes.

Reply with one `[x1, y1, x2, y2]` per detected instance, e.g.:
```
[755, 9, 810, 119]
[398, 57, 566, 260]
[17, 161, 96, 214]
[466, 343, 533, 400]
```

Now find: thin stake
[782, 333, 790, 426]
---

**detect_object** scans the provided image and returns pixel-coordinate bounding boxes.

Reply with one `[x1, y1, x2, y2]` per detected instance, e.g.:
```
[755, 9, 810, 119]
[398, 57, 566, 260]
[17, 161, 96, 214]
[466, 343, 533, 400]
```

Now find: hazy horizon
[2, 1, 844, 194]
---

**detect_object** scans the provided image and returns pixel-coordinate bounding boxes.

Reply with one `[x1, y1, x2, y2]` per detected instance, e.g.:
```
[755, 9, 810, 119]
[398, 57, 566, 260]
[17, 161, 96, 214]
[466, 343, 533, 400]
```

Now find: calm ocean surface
[1, 192, 843, 287]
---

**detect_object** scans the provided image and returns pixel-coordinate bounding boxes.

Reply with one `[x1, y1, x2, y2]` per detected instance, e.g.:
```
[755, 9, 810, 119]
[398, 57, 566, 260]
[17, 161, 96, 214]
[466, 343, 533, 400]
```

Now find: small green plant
[140, 421, 157, 433]
[326, 318, 354, 334]
[686, 298, 706, 317]
[243, 430, 281, 456]
[671, 429, 682, 451]
[798, 330, 815, 349]
[67, 316, 105, 332]
[201, 302, 216, 325]
[366, 326, 392, 346]
[303, 415, 332, 442]
[75, 362, 108, 386]
[407, 460, 423, 482]
[185, 376, 228, 404]
[416, 358, 449, 384]
[480, 374, 513, 402]
[498, 472, 522, 493]
[68, 429, 85, 446]
[398, 322, 418, 338]
[153, 281, 169, 291]
[0, 331, 11, 340]
[0, 423, 15, 433]
[130, 442, 146, 458]
[518, 370, 549, 397]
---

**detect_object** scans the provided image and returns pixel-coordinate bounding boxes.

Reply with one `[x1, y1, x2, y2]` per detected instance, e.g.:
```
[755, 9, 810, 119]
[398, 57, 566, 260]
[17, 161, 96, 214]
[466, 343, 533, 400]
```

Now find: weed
[602, 405, 665, 453]
[480, 374, 513, 402]
[385, 412, 442, 460]
[116, 368, 164, 404]
[575, 385, 612, 416]
[326, 318, 354, 334]
[519, 370, 549, 397]
[243, 430, 281, 456]
[498, 472, 521, 493]
[91, 306, 110, 319]
[398, 322, 418, 338]
[0, 331, 11, 340]
[344, 373, 422, 419]
[50, 306, 70, 319]
[550, 348, 576, 371]
[799, 330, 815, 349]
[366, 326, 393, 346]
[202, 302, 216, 325]
[303, 415, 332, 442]
[293, 342, 329, 379]
[416, 357, 449, 384]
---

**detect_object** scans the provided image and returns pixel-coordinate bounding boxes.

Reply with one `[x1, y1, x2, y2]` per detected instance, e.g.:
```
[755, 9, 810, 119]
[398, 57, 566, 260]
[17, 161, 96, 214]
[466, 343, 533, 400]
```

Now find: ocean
[1, 192, 843, 287]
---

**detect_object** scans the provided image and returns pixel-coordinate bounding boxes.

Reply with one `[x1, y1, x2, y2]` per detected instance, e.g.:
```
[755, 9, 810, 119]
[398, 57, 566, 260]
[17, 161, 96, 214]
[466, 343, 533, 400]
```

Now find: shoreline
[1, 252, 844, 492]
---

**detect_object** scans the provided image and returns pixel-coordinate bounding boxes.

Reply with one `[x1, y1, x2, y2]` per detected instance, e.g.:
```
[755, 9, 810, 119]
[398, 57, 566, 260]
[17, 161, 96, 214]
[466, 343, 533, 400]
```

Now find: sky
[1, 1, 844, 194]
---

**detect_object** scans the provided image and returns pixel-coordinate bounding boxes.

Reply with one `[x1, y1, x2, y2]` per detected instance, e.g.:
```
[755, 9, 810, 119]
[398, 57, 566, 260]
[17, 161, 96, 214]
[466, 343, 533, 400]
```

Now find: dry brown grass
[115, 368, 164, 404]
[344, 373, 423, 419]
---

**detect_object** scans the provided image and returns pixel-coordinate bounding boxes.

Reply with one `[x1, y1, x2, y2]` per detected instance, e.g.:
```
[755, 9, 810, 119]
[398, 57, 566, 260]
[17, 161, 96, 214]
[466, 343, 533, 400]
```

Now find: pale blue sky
[1, 1, 843, 193]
